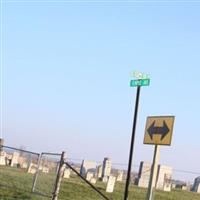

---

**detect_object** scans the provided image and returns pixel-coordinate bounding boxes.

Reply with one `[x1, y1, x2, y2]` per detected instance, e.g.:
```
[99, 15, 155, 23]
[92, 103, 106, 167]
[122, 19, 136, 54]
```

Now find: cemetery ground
[1, 166, 200, 200]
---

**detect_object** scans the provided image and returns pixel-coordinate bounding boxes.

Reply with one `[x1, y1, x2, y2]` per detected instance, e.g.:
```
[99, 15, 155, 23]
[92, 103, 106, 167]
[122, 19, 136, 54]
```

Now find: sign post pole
[143, 116, 175, 200]
[146, 145, 160, 200]
[124, 71, 150, 200]
[124, 85, 141, 200]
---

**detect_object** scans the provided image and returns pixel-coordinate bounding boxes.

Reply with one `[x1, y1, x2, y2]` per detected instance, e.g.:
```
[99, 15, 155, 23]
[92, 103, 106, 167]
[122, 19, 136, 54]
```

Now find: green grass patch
[1, 166, 200, 200]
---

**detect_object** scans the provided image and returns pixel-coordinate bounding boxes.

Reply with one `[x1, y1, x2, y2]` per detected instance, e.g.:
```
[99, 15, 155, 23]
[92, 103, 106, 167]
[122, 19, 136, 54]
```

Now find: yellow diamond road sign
[144, 116, 175, 145]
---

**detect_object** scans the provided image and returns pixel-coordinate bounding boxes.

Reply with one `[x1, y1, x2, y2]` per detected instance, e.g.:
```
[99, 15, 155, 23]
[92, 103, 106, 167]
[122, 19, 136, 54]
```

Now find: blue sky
[1, 1, 200, 182]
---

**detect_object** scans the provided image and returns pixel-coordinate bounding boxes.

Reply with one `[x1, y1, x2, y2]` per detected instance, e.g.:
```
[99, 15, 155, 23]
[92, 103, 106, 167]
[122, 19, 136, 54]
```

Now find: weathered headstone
[137, 161, 151, 188]
[18, 156, 26, 167]
[5, 153, 12, 165]
[102, 176, 108, 183]
[97, 165, 103, 178]
[181, 185, 187, 191]
[30, 168, 37, 174]
[86, 172, 94, 181]
[39, 165, 43, 170]
[42, 167, 49, 173]
[63, 169, 71, 179]
[80, 160, 96, 177]
[102, 158, 112, 180]
[21, 162, 28, 169]
[0, 151, 6, 165]
[193, 177, 200, 193]
[197, 183, 200, 193]
[28, 164, 37, 174]
[116, 170, 123, 182]
[156, 165, 172, 190]
[71, 166, 81, 175]
[11, 152, 20, 167]
[27, 163, 37, 174]
[138, 178, 150, 188]
[163, 182, 171, 192]
[90, 178, 97, 184]
[0, 138, 4, 153]
[106, 176, 116, 193]
[0, 139, 6, 165]
[171, 183, 176, 189]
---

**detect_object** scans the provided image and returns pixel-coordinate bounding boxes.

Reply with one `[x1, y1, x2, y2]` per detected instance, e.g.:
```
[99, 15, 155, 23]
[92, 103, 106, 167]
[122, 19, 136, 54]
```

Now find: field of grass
[0, 166, 200, 200]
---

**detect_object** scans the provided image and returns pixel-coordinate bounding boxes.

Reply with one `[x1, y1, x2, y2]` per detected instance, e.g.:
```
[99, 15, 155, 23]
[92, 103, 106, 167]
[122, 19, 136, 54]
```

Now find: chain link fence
[0, 144, 65, 200]
[0, 145, 40, 194]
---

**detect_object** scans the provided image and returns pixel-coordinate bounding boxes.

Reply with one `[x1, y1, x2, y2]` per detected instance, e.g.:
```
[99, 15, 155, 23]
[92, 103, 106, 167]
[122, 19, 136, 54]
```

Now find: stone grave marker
[163, 182, 171, 192]
[63, 169, 71, 179]
[0, 151, 6, 165]
[106, 176, 116, 193]
[102, 176, 108, 183]
[42, 166, 49, 173]
[90, 178, 97, 184]
[116, 170, 123, 182]
[97, 165, 103, 178]
[137, 161, 151, 188]
[156, 165, 172, 190]
[11, 152, 20, 167]
[80, 160, 96, 177]
[102, 158, 112, 179]
[86, 172, 94, 181]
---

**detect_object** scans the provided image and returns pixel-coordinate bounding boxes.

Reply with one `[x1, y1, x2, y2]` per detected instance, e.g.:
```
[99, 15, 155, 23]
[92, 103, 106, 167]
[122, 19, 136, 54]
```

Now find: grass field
[0, 166, 200, 200]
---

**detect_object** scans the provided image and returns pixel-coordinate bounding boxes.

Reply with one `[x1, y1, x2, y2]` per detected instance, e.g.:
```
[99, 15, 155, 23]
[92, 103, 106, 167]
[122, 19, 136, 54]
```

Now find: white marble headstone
[106, 176, 116, 193]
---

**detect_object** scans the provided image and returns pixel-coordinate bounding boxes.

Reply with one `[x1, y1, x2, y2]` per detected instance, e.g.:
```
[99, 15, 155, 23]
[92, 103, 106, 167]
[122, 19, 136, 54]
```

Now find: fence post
[52, 151, 66, 200]
[32, 153, 42, 192]
[0, 138, 4, 153]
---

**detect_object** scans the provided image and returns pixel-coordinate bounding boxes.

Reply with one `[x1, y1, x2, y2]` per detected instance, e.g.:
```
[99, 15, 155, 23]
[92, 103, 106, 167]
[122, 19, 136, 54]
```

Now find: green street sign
[130, 79, 150, 87]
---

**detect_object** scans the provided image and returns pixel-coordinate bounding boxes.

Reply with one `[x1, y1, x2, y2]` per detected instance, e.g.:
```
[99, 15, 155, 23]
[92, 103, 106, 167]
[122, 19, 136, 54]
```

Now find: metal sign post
[144, 116, 175, 200]
[124, 85, 141, 200]
[146, 145, 160, 200]
[124, 71, 150, 200]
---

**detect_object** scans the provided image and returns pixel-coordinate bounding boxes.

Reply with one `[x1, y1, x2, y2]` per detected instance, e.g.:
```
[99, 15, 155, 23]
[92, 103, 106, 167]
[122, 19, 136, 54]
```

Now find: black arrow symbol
[147, 120, 169, 141]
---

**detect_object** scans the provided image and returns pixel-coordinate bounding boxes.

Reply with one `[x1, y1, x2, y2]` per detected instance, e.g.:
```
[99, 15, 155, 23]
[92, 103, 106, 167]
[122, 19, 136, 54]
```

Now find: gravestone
[116, 170, 123, 182]
[156, 165, 172, 190]
[171, 183, 176, 189]
[181, 185, 187, 190]
[0, 155, 6, 165]
[163, 182, 171, 192]
[97, 165, 103, 178]
[18, 156, 26, 167]
[138, 178, 150, 188]
[193, 177, 200, 193]
[0, 151, 6, 165]
[197, 183, 200, 193]
[80, 160, 96, 177]
[86, 172, 94, 181]
[106, 176, 116, 193]
[71, 166, 81, 175]
[0, 150, 6, 165]
[21, 162, 28, 169]
[39, 165, 43, 170]
[27, 163, 37, 174]
[90, 178, 97, 184]
[42, 167, 49, 173]
[11, 152, 20, 167]
[102, 176, 108, 183]
[137, 161, 151, 188]
[0, 138, 4, 153]
[29, 168, 37, 174]
[102, 158, 112, 179]
[63, 169, 71, 179]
